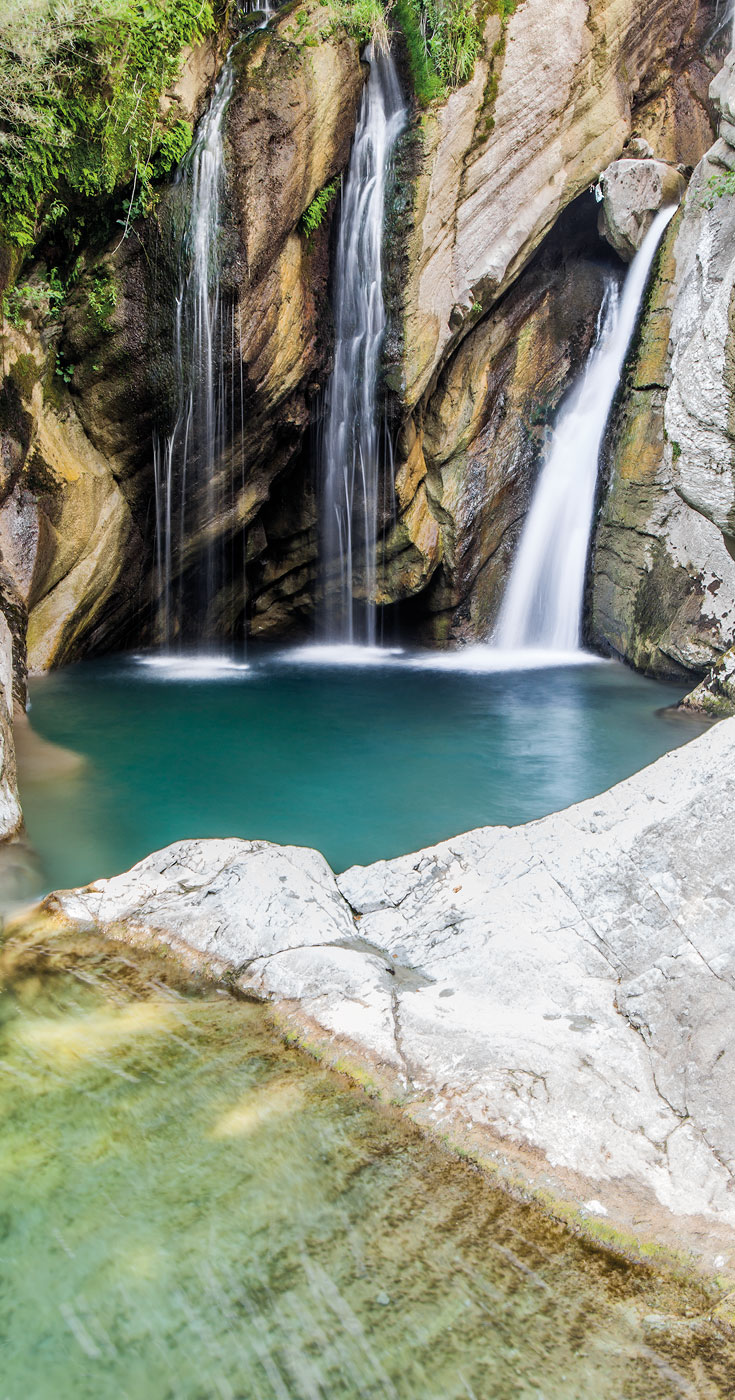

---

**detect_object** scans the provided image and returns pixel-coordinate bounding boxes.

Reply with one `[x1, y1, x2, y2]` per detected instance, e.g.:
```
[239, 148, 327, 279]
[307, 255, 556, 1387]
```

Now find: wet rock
[591, 45, 735, 680]
[381, 219, 617, 643]
[49, 718, 735, 1264]
[681, 643, 735, 714]
[590, 210, 735, 678]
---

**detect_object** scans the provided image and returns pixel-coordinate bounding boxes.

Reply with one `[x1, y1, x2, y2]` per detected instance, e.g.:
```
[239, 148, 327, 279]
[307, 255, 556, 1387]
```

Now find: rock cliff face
[152, 4, 365, 640]
[591, 37, 735, 689]
[0, 613, 20, 841]
[376, 0, 720, 643]
[390, 0, 716, 411]
[0, 242, 150, 678]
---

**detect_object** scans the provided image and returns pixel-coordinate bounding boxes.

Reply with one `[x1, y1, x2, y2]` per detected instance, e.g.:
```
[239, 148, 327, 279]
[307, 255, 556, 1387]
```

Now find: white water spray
[493, 205, 676, 654]
[320, 47, 406, 646]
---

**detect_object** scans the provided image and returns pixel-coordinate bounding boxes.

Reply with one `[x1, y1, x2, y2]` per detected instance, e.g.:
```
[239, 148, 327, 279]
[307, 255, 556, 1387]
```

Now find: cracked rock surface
[49, 718, 735, 1260]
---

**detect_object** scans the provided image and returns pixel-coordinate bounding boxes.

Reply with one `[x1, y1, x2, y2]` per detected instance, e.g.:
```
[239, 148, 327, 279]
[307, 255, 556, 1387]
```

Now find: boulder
[597, 158, 686, 261]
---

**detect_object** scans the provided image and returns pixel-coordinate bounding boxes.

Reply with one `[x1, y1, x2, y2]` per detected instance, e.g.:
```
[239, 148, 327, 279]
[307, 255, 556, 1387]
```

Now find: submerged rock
[46, 717, 735, 1269]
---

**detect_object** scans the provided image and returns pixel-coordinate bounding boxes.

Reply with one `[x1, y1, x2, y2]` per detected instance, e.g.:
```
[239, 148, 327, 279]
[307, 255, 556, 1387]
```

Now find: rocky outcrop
[681, 642, 735, 712]
[597, 156, 686, 261]
[591, 42, 735, 680]
[374, 0, 719, 643]
[0, 244, 149, 675]
[44, 716, 735, 1269]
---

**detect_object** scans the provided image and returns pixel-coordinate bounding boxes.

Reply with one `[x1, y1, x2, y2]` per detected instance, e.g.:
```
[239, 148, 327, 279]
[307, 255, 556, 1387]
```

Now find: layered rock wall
[378, 0, 720, 643]
[591, 37, 735, 687]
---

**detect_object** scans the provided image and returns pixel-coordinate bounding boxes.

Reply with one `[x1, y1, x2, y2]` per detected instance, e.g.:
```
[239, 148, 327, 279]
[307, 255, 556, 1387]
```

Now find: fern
[299, 179, 340, 237]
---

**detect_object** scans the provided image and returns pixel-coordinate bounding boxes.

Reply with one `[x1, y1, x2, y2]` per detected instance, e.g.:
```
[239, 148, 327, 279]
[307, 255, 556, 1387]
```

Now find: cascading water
[319, 46, 406, 647]
[493, 204, 677, 655]
[153, 57, 236, 651]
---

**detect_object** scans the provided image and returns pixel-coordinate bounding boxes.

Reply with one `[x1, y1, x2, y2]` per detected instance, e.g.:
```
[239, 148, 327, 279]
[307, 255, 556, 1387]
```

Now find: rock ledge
[46, 718, 735, 1273]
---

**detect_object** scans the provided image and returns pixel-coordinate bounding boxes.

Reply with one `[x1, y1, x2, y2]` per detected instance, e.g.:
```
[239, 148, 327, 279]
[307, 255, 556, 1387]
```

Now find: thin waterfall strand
[153, 56, 235, 650]
[493, 205, 677, 654]
[319, 47, 406, 646]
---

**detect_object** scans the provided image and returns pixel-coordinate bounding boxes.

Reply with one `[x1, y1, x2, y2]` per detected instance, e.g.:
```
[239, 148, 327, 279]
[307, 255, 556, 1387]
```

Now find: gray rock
[664, 53, 735, 558]
[50, 719, 735, 1263]
[598, 158, 686, 261]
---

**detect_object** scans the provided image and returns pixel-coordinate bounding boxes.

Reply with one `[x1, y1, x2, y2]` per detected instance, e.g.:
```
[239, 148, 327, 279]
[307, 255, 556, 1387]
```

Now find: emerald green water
[2, 923, 732, 1399]
[18, 649, 707, 896]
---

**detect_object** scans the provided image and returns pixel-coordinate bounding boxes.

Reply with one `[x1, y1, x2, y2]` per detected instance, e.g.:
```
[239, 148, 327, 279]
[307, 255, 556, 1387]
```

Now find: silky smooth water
[153, 53, 236, 648]
[18, 650, 707, 895]
[494, 207, 676, 652]
[1, 923, 732, 1399]
[319, 48, 406, 645]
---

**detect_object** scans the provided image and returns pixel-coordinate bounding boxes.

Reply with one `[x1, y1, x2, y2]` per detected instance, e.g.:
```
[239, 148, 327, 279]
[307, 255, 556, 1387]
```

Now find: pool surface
[19, 646, 708, 895]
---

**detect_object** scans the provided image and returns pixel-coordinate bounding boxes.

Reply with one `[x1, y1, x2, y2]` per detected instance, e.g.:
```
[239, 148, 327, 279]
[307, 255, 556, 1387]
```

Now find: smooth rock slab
[49, 719, 735, 1262]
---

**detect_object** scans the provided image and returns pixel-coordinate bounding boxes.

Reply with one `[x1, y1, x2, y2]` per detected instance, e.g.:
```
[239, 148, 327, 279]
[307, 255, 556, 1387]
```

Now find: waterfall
[493, 205, 676, 655]
[319, 47, 406, 647]
[153, 56, 235, 651]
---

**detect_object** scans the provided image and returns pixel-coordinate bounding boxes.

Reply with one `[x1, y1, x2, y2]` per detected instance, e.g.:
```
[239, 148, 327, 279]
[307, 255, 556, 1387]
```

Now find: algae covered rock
[681, 643, 735, 714]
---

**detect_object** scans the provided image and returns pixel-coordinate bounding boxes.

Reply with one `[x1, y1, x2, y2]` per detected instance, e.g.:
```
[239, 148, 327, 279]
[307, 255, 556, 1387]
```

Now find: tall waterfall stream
[319, 47, 406, 646]
[494, 205, 677, 655]
[153, 55, 236, 650]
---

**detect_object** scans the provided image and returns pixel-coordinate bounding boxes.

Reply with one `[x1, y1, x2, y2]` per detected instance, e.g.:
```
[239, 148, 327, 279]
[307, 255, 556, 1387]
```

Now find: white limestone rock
[52, 720, 735, 1246]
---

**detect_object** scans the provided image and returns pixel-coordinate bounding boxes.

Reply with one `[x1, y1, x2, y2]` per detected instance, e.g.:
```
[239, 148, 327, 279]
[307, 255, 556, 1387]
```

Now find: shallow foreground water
[18, 648, 707, 895]
[2, 921, 733, 1399]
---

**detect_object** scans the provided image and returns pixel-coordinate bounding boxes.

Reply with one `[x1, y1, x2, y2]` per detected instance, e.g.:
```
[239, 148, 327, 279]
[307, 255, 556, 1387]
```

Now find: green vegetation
[392, 0, 518, 108]
[701, 169, 735, 208]
[1, 266, 67, 326]
[0, 0, 218, 255]
[87, 266, 118, 331]
[298, 177, 339, 237]
[328, 0, 390, 49]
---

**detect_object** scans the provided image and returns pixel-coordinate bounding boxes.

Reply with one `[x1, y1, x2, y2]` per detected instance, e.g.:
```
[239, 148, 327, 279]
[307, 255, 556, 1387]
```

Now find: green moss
[0, 0, 221, 256]
[701, 170, 735, 209]
[393, 0, 445, 105]
[8, 353, 40, 399]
